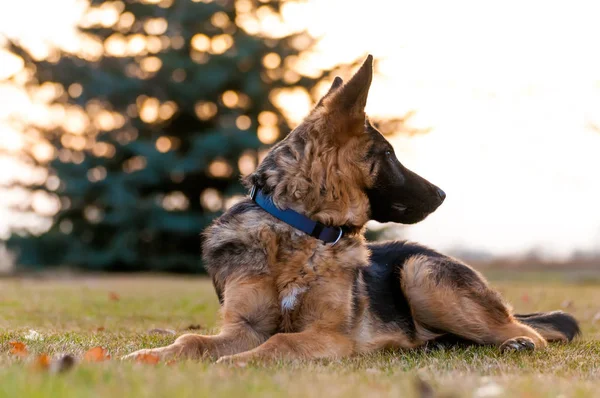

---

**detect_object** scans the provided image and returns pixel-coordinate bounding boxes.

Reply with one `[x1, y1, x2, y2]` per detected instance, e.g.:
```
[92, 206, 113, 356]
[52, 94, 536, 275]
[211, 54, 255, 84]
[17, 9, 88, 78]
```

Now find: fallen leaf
[33, 354, 51, 370]
[109, 292, 120, 301]
[148, 328, 176, 335]
[96, 327, 105, 332]
[186, 324, 202, 330]
[83, 346, 110, 362]
[24, 330, 43, 341]
[135, 353, 160, 365]
[521, 294, 530, 303]
[9, 341, 28, 357]
[52, 354, 76, 373]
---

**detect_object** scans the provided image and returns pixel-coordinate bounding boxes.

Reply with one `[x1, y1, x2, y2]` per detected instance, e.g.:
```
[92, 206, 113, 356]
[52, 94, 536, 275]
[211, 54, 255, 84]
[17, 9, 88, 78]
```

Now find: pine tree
[5, 0, 338, 272]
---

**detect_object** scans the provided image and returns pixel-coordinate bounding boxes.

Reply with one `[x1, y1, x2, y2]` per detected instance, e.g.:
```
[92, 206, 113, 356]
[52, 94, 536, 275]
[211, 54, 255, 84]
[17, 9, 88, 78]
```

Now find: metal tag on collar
[331, 227, 343, 246]
[249, 185, 257, 200]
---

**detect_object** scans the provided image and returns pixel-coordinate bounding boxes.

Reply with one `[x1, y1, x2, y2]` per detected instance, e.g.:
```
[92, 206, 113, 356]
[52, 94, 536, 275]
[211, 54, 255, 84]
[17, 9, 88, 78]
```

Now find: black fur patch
[278, 145, 296, 162]
[351, 268, 361, 325]
[208, 241, 246, 261]
[369, 240, 446, 263]
[248, 155, 278, 194]
[202, 199, 269, 288]
[214, 200, 257, 225]
[361, 241, 442, 339]
[212, 277, 224, 305]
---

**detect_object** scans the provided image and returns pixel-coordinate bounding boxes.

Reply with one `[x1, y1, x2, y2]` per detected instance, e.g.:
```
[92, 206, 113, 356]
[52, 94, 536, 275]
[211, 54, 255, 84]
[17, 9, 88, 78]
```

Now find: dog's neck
[246, 121, 373, 229]
[255, 182, 369, 231]
[250, 186, 363, 243]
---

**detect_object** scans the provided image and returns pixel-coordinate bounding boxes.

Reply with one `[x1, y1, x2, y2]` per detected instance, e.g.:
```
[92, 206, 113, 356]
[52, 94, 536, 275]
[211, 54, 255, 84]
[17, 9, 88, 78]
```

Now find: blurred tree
[3, 0, 343, 272]
[2, 0, 423, 273]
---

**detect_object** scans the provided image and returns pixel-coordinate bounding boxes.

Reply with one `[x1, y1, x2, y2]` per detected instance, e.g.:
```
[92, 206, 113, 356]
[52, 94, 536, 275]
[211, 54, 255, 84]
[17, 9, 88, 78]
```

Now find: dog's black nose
[436, 188, 446, 202]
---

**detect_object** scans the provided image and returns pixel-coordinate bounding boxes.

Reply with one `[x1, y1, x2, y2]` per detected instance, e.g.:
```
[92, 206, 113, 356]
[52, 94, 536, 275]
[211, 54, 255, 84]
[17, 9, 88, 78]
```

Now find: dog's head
[246, 55, 445, 227]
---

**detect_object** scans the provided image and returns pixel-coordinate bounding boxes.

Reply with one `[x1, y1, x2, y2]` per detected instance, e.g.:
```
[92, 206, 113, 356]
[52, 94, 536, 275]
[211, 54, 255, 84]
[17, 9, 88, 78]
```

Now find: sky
[1, 0, 600, 259]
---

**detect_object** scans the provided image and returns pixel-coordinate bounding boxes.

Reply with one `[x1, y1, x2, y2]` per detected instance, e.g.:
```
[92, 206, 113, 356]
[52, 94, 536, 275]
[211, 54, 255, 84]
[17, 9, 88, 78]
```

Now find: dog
[123, 55, 579, 363]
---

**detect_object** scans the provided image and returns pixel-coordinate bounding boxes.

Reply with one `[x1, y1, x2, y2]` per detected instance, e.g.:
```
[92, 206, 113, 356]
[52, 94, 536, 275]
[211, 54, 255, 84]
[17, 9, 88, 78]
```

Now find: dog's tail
[515, 311, 580, 342]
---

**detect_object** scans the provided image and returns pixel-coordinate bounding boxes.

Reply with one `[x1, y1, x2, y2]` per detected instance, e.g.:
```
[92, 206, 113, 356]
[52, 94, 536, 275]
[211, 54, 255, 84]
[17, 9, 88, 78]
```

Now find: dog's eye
[385, 150, 393, 157]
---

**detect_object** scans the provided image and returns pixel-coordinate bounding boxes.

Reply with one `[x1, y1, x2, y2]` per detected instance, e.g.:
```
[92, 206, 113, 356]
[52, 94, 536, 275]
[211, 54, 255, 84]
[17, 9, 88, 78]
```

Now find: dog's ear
[321, 55, 373, 138]
[316, 76, 344, 107]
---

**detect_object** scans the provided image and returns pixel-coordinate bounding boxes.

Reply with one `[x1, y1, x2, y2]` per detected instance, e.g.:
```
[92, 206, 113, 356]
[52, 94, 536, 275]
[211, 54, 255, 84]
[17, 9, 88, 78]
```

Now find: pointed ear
[320, 55, 373, 138]
[326, 55, 373, 115]
[316, 76, 344, 107]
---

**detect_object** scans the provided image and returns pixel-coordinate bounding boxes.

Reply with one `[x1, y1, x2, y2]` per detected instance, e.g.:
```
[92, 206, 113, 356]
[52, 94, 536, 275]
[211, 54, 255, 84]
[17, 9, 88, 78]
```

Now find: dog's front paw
[121, 345, 182, 361]
[499, 336, 536, 353]
[216, 353, 250, 367]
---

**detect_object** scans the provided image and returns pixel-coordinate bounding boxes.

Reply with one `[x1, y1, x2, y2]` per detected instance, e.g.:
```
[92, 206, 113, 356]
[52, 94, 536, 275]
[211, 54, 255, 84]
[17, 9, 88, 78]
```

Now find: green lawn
[0, 273, 599, 397]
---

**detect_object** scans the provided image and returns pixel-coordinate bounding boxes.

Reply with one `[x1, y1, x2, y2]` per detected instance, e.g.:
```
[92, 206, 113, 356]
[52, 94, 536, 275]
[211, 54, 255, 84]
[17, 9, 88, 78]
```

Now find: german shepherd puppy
[123, 55, 579, 363]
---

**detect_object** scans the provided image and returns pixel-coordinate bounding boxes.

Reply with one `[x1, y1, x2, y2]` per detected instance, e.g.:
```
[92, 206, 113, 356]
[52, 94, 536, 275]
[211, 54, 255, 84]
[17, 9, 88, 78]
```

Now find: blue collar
[250, 186, 343, 245]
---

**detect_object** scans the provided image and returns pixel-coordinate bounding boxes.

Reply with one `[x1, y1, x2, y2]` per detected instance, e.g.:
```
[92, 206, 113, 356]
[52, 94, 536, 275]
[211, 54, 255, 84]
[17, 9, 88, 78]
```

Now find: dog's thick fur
[123, 55, 579, 363]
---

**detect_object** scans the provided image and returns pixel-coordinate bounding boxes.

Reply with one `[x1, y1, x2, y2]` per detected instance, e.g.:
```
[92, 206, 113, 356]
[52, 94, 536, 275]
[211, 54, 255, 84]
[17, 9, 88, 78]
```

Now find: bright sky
[1, 0, 600, 258]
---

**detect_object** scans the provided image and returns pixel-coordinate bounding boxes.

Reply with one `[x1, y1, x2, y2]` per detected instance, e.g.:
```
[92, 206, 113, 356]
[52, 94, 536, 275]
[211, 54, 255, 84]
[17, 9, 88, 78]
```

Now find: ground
[0, 271, 599, 397]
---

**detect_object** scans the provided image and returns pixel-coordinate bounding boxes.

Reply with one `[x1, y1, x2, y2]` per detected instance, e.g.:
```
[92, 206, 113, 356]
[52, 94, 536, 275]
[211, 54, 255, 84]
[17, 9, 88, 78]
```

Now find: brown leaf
[96, 327, 105, 332]
[186, 324, 202, 330]
[52, 354, 76, 373]
[148, 328, 176, 335]
[108, 292, 120, 301]
[521, 294, 530, 303]
[33, 354, 51, 370]
[9, 341, 28, 357]
[83, 346, 110, 362]
[135, 353, 160, 365]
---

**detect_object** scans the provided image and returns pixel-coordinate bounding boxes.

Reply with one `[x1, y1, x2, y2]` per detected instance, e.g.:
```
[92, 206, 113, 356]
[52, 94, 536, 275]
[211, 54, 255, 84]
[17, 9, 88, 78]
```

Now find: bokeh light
[162, 191, 189, 211]
[191, 34, 210, 52]
[235, 115, 251, 130]
[208, 158, 232, 178]
[143, 18, 168, 35]
[210, 34, 233, 54]
[155, 136, 172, 153]
[221, 91, 239, 108]
[262, 53, 281, 69]
[194, 101, 217, 120]
[67, 83, 83, 98]
[200, 188, 223, 212]
[140, 56, 162, 73]
[237, 151, 256, 176]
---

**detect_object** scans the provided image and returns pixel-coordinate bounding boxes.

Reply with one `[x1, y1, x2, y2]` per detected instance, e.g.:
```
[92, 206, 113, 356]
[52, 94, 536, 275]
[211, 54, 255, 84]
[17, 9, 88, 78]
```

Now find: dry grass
[0, 272, 599, 397]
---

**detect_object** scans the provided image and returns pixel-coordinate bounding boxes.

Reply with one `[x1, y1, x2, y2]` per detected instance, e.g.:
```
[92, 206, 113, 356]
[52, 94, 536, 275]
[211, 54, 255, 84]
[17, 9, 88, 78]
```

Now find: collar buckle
[331, 227, 343, 246]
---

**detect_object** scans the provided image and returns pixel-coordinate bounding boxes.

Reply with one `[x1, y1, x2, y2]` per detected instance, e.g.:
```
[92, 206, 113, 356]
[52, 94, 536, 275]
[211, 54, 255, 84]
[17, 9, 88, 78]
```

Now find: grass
[0, 272, 599, 397]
